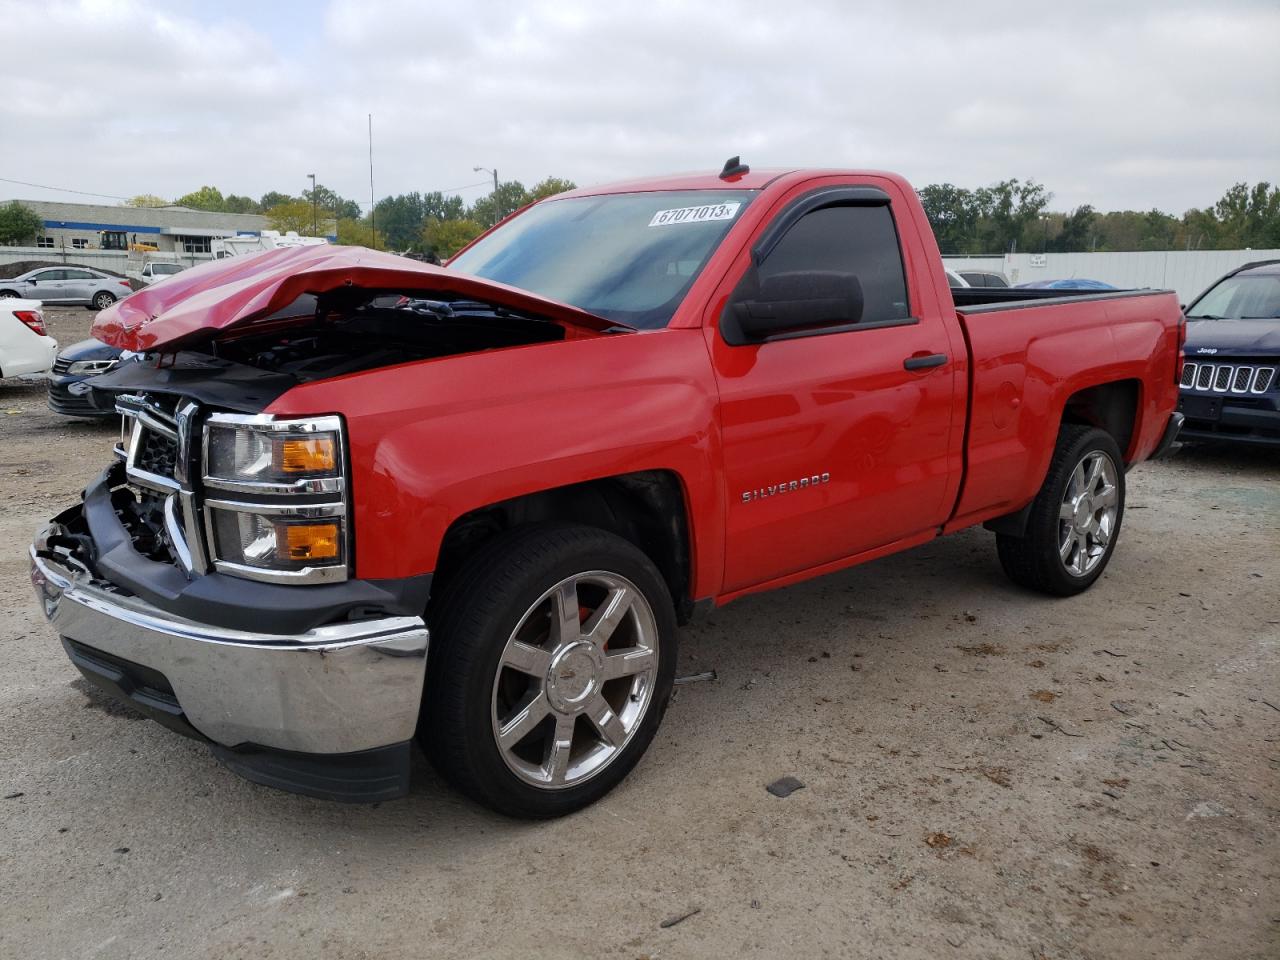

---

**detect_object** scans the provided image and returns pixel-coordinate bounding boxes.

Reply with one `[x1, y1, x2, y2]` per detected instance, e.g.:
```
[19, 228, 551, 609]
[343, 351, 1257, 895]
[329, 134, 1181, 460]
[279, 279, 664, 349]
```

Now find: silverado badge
[741, 472, 831, 504]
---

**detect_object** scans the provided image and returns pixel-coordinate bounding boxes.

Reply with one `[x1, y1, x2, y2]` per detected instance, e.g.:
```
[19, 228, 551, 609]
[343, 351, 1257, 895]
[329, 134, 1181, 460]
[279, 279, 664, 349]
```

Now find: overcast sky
[1, 0, 1275, 214]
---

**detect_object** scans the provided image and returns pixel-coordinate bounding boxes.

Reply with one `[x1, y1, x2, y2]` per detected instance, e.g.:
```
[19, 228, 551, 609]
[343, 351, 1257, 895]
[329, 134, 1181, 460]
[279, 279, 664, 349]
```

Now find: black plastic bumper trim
[62, 636, 208, 742]
[1152, 412, 1185, 459]
[210, 741, 412, 803]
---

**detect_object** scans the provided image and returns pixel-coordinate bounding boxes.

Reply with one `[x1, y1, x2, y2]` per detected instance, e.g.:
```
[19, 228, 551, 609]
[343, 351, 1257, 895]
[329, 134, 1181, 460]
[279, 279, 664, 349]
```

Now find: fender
[267, 328, 726, 599]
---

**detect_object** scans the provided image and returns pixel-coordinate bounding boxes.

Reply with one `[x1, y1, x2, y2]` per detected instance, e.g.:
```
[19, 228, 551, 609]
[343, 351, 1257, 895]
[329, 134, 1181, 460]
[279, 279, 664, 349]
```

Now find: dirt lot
[1, 307, 1277, 959]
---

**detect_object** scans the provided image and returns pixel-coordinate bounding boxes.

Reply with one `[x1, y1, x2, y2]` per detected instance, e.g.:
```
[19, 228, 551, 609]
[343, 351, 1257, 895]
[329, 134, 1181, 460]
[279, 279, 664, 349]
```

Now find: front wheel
[996, 425, 1125, 596]
[421, 524, 677, 818]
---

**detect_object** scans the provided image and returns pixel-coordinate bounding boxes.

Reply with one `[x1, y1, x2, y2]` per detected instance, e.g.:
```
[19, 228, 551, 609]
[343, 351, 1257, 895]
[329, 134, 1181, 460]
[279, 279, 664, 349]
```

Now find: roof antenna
[719, 156, 750, 180]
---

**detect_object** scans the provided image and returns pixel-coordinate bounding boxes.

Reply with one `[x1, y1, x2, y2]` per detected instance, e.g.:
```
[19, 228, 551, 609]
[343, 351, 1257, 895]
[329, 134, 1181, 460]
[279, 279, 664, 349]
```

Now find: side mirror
[733, 270, 863, 341]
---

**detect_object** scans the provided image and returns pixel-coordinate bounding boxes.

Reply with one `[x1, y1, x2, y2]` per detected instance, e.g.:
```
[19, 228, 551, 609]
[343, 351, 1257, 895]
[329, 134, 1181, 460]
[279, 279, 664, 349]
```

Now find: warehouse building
[6, 199, 268, 255]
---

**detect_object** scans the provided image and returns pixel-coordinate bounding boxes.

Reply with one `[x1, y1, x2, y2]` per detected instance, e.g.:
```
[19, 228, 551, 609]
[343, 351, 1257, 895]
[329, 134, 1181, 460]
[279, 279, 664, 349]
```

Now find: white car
[0, 299, 58, 378]
[138, 262, 185, 286]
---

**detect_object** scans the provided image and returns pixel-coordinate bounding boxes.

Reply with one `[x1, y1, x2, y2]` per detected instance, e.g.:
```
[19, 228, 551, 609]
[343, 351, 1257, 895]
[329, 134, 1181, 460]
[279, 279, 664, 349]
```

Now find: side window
[758, 204, 910, 325]
[36, 269, 67, 281]
[66, 270, 95, 280]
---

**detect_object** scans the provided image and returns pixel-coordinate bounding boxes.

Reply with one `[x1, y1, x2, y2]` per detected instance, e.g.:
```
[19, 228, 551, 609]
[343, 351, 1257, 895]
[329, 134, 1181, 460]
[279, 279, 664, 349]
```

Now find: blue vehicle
[47, 338, 125, 419]
[1178, 260, 1280, 446]
[1016, 278, 1118, 291]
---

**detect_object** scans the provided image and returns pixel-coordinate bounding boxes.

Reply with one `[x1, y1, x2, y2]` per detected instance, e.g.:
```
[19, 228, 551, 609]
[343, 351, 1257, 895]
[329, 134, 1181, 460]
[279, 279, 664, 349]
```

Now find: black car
[47, 338, 126, 418]
[956, 269, 1009, 288]
[1178, 260, 1280, 445]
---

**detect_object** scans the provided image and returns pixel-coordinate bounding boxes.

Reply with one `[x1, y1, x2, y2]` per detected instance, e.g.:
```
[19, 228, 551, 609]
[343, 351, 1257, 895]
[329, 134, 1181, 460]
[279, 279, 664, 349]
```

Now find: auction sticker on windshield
[648, 202, 741, 227]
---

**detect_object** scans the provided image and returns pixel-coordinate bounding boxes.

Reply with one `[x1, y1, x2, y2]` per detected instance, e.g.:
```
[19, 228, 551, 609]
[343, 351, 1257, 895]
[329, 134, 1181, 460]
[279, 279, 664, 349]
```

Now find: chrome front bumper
[30, 546, 429, 756]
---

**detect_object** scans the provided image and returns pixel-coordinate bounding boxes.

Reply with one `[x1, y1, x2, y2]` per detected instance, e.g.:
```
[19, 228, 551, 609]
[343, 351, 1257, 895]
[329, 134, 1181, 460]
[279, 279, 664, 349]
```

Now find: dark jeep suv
[1179, 260, 1280, 445]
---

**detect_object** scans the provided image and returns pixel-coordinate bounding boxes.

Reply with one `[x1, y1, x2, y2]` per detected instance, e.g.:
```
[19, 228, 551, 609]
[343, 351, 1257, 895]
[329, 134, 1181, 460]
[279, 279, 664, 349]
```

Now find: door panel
[62, 270, 94, 302]
[709, 186, 962, 593]
[29, 269, 68, 302]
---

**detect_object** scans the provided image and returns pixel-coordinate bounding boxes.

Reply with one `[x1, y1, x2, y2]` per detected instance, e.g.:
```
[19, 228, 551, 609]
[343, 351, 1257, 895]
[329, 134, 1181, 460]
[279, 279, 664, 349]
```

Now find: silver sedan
[0, 266, 134, 310]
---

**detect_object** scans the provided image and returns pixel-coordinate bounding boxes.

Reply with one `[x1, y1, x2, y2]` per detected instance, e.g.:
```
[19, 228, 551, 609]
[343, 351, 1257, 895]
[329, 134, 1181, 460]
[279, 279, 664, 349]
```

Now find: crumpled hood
[1184, 318, 1280, 358]
[91, 244, 621, 352]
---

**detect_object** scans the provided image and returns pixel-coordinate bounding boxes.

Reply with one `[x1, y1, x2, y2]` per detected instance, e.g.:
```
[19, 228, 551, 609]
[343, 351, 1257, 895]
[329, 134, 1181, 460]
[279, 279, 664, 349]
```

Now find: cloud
[0, 0, 1275, 213]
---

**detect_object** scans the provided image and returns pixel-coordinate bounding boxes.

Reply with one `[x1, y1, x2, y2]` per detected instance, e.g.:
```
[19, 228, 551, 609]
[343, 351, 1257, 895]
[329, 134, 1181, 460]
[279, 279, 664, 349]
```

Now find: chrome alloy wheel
[490, 571, 659, 789]
[1057, 450, 1119, 577]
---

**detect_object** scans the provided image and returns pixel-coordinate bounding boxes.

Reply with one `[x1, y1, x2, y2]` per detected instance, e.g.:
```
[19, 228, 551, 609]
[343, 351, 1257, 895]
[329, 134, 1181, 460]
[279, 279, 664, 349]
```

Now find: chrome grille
[115, 393, 208, 576]
[1182, 361, 1278, 395]
[51, 356, 73, 374]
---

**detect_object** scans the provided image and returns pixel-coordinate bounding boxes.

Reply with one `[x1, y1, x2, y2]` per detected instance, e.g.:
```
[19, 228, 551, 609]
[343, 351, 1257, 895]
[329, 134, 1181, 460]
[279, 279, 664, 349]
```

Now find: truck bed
[948, 287, 1182, 532]
[951, 287, 1161, 310]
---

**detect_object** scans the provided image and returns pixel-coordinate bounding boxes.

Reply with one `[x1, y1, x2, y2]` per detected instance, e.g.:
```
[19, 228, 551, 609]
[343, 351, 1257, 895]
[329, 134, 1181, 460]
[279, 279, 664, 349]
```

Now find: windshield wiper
[1185, 314, 1223, 320]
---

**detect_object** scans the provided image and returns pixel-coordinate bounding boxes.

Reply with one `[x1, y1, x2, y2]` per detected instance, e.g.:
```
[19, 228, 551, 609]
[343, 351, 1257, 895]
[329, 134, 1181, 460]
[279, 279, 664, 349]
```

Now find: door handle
[904, 353, 948, 371]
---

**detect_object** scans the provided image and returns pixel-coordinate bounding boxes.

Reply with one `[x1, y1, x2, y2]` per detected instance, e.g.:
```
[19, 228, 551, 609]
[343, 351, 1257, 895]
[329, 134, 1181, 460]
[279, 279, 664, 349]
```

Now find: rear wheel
[996, 425, 1125, 596]
[421, 523, 677, 818]
[91, 291, 115, 310]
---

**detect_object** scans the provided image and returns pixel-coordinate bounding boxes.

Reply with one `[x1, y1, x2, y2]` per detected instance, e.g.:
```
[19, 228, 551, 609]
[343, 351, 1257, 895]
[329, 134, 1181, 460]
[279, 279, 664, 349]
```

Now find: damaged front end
[32, 246, 626, 801]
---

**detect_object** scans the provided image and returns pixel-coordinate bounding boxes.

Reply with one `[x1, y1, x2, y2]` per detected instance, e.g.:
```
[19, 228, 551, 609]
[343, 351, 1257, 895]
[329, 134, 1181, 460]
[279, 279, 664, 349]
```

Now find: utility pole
[474, 166, 500, 225]
[368, 114, 377, 248]
[307, 173, 317, 236]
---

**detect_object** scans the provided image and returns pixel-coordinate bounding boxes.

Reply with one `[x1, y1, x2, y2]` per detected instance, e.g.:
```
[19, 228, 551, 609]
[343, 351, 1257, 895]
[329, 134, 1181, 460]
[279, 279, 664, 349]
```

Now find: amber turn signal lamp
[282, 522, 340, 561]
[277, 436, 337, 474]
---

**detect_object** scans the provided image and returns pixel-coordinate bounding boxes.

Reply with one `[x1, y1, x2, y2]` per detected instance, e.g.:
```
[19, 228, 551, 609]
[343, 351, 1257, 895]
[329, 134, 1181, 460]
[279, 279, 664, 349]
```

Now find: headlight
[204, 415, 343, 490]
[66, 358, 119, 375]
[202, 413, 348, 584]
[207, 426, 339, 485]
[207, 503, 346, 576]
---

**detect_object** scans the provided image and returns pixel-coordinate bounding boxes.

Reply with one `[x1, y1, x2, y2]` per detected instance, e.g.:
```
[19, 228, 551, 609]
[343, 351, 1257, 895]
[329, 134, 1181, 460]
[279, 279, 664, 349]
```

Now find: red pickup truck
[30, 162, 1184, 817]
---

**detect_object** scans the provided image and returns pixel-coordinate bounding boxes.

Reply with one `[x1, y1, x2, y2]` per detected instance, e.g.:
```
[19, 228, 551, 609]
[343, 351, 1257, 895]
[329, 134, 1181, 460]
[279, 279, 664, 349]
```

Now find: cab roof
[556, 168, 795, 198]
[554, 167, 909, 200]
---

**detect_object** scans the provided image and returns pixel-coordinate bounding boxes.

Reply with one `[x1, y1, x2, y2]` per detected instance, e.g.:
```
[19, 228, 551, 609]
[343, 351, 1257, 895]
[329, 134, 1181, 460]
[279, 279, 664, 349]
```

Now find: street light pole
[307, 173, 317, 237]
[474, 165, 500, 225]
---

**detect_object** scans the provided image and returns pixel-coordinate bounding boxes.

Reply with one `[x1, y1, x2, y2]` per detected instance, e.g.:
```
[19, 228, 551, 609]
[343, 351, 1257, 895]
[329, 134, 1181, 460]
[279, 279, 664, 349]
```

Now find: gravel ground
[1, 307, 1277, 960]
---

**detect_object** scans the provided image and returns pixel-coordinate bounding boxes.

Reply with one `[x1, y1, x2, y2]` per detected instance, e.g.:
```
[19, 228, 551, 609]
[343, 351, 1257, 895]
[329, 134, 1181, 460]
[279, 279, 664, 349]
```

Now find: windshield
[450, 190, 755, 329]
[1186, 274, 1280, 320]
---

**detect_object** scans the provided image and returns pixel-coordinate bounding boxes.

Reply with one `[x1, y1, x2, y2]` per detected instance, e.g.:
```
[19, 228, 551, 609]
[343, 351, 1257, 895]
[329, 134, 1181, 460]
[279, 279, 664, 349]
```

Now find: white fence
[0, 246, 214, 274]
[942, 249, 1280, 304]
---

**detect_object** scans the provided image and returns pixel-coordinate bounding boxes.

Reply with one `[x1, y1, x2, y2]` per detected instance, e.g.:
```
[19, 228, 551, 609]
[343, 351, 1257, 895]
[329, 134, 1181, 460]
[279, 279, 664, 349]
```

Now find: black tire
[91, 291, 115, 310]
[420, 523, 677, 818]
[996, 425, 1125, 596]
[0, 290, 18, 299]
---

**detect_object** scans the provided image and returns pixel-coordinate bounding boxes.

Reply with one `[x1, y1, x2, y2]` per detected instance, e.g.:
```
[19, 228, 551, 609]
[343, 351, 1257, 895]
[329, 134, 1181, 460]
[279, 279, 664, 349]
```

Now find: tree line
[2, 176, 1277, 257]
[122, 177, 576, 258]
[919, 179, 1280, 255]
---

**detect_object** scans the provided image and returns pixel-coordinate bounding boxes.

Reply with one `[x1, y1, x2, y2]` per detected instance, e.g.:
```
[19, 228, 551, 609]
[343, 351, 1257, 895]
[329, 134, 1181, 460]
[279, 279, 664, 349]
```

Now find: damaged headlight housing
[202, 413, 349, 584]
[66, 358, 119, 375]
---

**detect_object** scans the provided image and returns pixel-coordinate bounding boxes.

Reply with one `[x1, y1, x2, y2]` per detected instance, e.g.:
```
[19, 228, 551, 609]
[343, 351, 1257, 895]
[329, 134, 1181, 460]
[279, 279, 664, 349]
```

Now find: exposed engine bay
[210, 293, 570, 382]
[90, 291, 600, 411]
